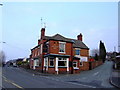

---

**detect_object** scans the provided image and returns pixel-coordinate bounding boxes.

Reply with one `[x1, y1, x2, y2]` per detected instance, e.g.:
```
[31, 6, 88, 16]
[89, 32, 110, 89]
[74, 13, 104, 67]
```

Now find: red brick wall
[58, 68, 67, 74]
[49, 40, 72, 56]
[73, 48, 89, 57]
[80, 49, 89, 57]
[90, 60, 103, 69]
[80, 62, 89, 71]
[47, 68, 56, 74]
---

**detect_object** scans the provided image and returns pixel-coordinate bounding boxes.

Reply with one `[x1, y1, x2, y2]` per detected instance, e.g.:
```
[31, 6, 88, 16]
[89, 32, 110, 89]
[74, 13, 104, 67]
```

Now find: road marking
[2, 76, 7, 80]
[93, 72, 99, 76]
[67, 82, 96, 88]
[32, 74, 35, 76]
[76, 77, 86, 80]
[2, 76, 24, 89]
[40, 76, 96, 88]
[11, 82, 23, 89]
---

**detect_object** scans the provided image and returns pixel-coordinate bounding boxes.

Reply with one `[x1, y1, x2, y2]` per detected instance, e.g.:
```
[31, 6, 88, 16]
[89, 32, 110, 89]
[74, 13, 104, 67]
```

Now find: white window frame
[44, 57, 48, 67]
[34, 59, 39, 66]
[80, 61, 83, 66]
[49, 58, 54, 67]
[58, 57, 67, 67]
[59, 42, 66, 54]
[73, 61, 78, 68]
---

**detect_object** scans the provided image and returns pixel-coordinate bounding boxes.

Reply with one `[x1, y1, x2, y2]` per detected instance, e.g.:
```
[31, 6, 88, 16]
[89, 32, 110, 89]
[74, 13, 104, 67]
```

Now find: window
[34, 59, 39, 66]
[59, 42, 66, 53]
[80, 61, 83, 66]
[73, 61, 77, 68]
[58, 58, 67, 67]
[49, 58, 54, 67]
[75, 49, 80, 55]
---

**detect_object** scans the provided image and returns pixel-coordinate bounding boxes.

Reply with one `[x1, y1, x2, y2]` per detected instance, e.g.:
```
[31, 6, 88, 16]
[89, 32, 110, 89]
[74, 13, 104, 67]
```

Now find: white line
[68, 82, 96, 88]
[41, 76, 96, 88]
[11, 82, 23, 89]
[93, 72, 99, 76]
[3, 76, 23, 89]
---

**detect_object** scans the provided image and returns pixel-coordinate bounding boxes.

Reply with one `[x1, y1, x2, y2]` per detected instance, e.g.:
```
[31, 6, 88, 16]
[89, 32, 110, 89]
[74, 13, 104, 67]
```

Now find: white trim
[59, 41, 66, 54]
[73, 61, 78, 68]
[46, 57, 48, 70]
[59, 42, 66, 44]
[80, 61, 83, 66]
[58, 57, 67, 67]
[80, 56, 88, 62]
[33, 60, 36, 69]
[49, 58, 54, 67]
[67, 58, 69, 71]
[44, 57, 48, 71]
[55, 57, 58, 72]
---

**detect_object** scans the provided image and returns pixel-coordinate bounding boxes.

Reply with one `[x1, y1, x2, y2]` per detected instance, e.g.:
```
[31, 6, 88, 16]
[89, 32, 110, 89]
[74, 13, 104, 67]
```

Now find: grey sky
[1, 2, 118, 60]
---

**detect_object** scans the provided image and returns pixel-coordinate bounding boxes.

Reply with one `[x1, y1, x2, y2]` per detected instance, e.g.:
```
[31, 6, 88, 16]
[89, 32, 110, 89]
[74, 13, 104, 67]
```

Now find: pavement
[109, 69, 120, 88]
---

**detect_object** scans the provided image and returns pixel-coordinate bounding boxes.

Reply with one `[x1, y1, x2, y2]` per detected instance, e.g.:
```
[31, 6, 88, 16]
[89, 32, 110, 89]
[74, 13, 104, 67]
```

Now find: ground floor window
[58, 57, 67, 67]
[73, 61, 77, 68]
[49, 58, 54, 67]
[80, 61, 83, 66]
[34, 59, 39, 66]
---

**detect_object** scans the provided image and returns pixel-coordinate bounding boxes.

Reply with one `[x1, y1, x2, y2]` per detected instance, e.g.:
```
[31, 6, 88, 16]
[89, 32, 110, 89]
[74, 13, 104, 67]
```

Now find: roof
[42, 34, 89, 49]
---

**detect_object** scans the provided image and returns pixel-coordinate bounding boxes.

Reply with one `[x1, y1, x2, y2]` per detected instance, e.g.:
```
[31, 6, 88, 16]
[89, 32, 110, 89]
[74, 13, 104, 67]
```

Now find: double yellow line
[2, 76, 24, 89]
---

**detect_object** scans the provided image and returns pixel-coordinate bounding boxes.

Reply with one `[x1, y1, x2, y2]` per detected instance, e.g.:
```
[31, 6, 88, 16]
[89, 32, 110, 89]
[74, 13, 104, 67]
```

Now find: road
[2, 61, 119, 89]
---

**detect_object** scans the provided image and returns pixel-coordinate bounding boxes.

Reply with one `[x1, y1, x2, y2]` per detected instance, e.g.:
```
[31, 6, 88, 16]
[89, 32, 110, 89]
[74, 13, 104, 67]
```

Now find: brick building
[30, 28, 89, 74]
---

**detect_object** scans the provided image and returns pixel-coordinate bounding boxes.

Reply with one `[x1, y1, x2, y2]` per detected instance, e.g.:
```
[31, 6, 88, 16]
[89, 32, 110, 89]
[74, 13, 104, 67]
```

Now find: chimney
[41, 28, 45, 39]
[77, 33, 83, 41]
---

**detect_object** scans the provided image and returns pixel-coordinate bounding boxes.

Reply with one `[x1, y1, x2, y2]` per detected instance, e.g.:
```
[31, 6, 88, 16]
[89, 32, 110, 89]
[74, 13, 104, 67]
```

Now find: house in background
[30, 27, 89, 74]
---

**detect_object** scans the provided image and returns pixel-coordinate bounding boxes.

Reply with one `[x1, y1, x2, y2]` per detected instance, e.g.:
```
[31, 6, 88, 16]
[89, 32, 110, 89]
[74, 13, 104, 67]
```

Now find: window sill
[73, 67, 79, 69]
[49, 66, 54, 68]
[58, 66, 67, 68]
[59, 52, 66, 54]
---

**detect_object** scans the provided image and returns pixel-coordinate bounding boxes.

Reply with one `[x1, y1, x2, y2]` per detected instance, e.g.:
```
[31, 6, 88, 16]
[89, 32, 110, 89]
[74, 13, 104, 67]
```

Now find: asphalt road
[2, 66, 93, 88]
[2, 61, 119, 89]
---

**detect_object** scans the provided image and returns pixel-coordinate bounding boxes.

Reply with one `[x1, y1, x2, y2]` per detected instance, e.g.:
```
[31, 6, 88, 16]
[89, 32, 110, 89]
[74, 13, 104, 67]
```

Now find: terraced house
[30, 27, 89, 74]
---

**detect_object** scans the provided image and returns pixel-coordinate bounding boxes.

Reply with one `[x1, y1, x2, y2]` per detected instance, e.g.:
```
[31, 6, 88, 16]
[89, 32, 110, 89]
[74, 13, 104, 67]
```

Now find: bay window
[49, 58, 54, 67]
[58, 58, 67, 67]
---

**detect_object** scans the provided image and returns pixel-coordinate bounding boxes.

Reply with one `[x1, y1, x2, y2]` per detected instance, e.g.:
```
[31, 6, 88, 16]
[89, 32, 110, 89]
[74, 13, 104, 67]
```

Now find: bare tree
[0, 51, 6, 66]
[90, 48, 99, 57]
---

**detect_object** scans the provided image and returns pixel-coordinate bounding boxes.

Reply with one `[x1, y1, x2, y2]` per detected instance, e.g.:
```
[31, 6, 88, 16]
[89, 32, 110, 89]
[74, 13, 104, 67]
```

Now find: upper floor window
[59, 42, 66, 53]
[75, 49, 80, 55]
